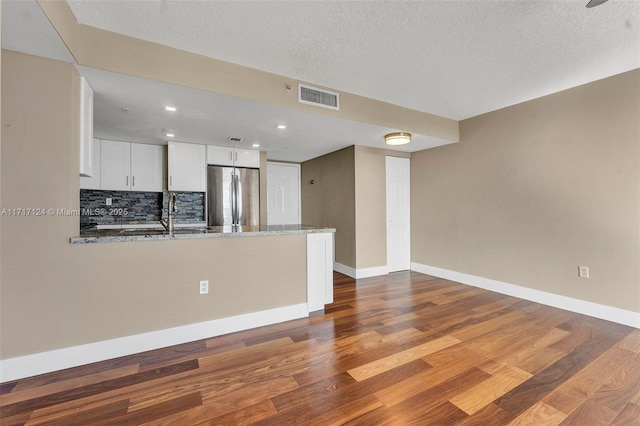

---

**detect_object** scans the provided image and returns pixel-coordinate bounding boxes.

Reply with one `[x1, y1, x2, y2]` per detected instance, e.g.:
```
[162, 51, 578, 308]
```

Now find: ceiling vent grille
[298, 84, 339, 110]
[227, 137, 243, 142]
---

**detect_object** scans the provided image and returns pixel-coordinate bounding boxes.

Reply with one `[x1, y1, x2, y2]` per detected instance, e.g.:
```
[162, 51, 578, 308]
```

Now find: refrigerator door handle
[233, 173, 240, 225]
[236, 174, 242, 222]
[229, 172, 236, 225]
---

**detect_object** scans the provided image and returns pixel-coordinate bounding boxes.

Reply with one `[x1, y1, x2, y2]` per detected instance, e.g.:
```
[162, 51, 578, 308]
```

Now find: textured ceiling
[67, 0, 640, 120]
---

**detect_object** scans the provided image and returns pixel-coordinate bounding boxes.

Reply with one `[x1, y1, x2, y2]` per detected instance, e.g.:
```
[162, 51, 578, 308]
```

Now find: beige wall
[38, 1, 458, 144]
[0, 3, 3, 305]
[0, 50, 307, 359]
[301, 147, 356, 267]
[411, 70, 640, 313]
[354, 146, 410, 269]
[302, 145, 411, 270]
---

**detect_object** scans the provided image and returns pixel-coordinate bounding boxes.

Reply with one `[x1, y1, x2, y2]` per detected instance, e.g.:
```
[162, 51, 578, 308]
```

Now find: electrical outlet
[199, 280, 209, 294]
[578, 266, 590, 278]
[105, 198, 112, 206]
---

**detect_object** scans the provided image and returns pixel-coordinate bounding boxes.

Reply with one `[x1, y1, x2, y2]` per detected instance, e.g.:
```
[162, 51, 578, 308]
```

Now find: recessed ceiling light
[277, 124, 287, 129]
[165, 106, 176, 112]
[166, 133, 175, 138]
[252, 143, 260, 148]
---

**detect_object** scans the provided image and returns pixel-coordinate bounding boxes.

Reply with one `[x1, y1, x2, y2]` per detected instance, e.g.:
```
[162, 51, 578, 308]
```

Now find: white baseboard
[334, 262, 389, 279]
[0, 303, 309, 383]
[333, 262, 356, 277]
[411, 262, 640, 329]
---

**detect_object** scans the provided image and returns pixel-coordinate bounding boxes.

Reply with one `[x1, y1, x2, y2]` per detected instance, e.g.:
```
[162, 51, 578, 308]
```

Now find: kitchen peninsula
[71, 224, 332, 244]
[0, 46, 339, 382]
[8, 218, 334, 381]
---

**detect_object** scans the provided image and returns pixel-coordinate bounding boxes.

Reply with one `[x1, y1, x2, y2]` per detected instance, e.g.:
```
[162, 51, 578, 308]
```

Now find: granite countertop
[71, 224, 336, 244]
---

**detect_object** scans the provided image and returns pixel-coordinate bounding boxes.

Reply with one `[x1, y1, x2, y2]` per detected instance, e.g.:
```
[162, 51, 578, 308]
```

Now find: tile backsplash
[80, 190, 205, 230]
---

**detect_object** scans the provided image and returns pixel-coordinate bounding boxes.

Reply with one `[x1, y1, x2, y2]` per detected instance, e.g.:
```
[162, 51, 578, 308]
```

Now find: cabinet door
[79, 77, 94, 177]
[206, 145, 234, 166]
[168, 142, 206, 192]
[306, 233, 334, 312]
[100, 140, 131, 191]
[131, 143, 164, 192]
[80, 139, 101, 190]
[234, 149, 260, 168]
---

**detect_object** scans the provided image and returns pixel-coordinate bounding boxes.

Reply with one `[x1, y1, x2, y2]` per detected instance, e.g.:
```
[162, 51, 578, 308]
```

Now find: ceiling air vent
[298, 84, 339, 110]
[227, 137, 243, 143]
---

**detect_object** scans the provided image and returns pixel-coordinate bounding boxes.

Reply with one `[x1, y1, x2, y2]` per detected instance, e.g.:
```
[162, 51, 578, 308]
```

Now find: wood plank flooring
[1, 271, 639, 425]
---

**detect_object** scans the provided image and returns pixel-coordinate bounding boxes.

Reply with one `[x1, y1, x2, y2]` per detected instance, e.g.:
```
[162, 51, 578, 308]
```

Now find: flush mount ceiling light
[252, 143, 260, 148]
[163, 129, 175, 138]
[385, 132, 411, 146]
[165, 105, 176, 112]
[277, 124, 287, 129]
[586, 0, 608, 7]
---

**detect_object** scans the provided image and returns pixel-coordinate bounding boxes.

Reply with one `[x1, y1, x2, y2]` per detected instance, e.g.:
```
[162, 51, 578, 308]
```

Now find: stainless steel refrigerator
[207, 166, 260, 227]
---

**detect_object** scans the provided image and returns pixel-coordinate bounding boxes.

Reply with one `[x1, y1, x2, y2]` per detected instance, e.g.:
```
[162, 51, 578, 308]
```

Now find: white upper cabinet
[101, 140, 131, 191]
[235, 148, 261, 168]
[206, 145, 234, 166]
[99, 140, 164, 192]
[130, 143, 164, 192]
[207, 145, 260, 168]
[168, 142, 206, 192]
[79, 77, 94, 177]
[80, 139, 101, 190]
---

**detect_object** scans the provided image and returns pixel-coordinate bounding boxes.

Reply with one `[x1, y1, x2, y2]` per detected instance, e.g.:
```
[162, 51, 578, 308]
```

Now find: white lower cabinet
[306, 232, 334, 312]
[168, 142, 206, 192]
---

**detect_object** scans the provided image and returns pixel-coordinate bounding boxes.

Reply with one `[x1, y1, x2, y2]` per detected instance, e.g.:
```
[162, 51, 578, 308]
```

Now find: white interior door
[267, 162, 301, 225]
[386, 156, 411, 272]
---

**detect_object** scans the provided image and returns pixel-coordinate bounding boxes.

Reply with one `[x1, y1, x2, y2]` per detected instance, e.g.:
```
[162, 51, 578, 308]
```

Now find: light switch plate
[105, 198, 112, 206]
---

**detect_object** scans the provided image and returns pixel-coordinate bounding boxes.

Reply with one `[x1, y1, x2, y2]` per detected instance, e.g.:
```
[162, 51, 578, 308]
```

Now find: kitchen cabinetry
[168, 142, 206, 192]
[79, 77, 94, 177]
[101, 140, 130, 191]
[100, 140, 164, 192]
[207, 145, 260, 168]
[130, 144, 165, 191]
[306, 232, 334, 312]
[80, 139, 101, 190]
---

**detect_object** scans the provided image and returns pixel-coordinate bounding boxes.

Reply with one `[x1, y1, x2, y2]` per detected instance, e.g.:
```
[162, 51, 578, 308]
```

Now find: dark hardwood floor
[1, 271, 639, 425]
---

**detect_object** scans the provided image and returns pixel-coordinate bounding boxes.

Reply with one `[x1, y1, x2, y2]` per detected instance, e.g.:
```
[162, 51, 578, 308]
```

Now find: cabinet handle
[126, 176, 129, 186]
[132, 176, 135, 187]
[229, 152, 232, 161]
[235, 152, 238, 162]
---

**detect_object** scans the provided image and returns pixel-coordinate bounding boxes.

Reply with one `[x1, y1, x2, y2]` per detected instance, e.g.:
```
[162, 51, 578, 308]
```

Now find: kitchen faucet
[160, 192, 177, 233]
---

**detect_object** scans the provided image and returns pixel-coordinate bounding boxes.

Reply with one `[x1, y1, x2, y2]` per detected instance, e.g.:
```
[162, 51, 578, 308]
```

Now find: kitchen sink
[118, 228, 208, 235]
[119, 228, 165, 235]
[173, 228, 208, 234]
